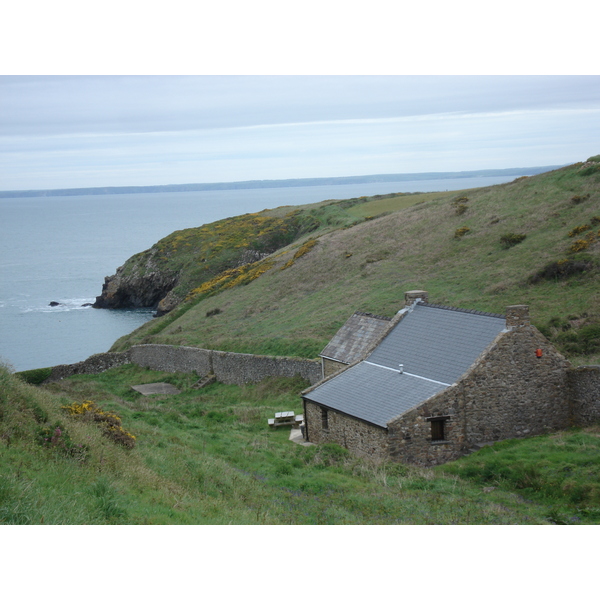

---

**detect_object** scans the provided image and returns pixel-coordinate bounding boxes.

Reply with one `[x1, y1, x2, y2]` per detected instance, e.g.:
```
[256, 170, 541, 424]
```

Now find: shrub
[570, 195, 589, 204]
[454, 227, 470, 239]
[500, 233, 526, 249]
[591, 216, 600, 226]
[451, 196, 469, 216]
[555, 324, 600, 356]
[579, 324, 600, 354]
[580, 164, 600, 177]
[206, 308, 222, 317]
[569, 239, 591, 253]
[187, 258, 275, 300]
[528, 258, 593, 283]
[568, 224, 591, 237]
[62, 400, 136, 449]
[281, 238, 318, 270]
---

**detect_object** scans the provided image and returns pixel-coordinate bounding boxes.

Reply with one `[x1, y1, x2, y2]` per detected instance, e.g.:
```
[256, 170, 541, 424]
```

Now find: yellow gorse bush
[62, 399, 95, 415]
[281, 239, 318, 270]
[569, 239, 591, 253]
[62, 400, 136, 448]
[568, 225, 591, 237]
[187, 259, 275, 301]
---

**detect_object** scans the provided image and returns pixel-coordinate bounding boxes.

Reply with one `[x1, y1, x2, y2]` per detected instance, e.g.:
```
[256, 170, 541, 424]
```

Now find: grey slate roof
[368, 303, 506, 385]
[305, 361, 447, 428]
[320, 311, 392, 364]
[304, 302, 507, 428]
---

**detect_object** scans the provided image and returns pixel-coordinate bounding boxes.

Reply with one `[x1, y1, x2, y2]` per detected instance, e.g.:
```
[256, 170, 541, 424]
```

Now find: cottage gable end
[386, 323, 573, 465]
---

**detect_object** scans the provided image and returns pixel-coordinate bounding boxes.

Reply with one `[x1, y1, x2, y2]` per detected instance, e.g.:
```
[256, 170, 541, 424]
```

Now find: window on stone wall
[321, 407, 329, 431]
[429, 418, 447, 442]
[431, 420, 444, 441]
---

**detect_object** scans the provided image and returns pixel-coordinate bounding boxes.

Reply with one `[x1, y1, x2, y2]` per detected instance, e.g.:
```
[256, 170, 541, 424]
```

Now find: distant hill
[105, 156, 600, 365]
[0, 165, 564, 198]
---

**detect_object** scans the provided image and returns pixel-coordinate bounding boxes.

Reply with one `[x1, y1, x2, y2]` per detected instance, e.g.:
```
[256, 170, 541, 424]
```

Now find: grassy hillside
[110, 157, 600, 364]
[2, 363, 599, 525]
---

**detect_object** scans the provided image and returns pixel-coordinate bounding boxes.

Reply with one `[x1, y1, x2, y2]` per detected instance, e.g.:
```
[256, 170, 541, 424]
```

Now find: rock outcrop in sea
[93, 247, 178, 312]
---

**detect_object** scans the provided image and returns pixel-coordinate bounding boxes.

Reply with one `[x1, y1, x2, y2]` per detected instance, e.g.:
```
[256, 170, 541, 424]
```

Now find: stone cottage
[302, 290, 583, 466]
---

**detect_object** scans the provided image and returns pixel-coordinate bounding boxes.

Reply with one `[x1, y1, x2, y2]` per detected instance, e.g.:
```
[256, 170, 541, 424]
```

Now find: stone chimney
[404, 290, 429, 306]
[506, 305, 530, 328]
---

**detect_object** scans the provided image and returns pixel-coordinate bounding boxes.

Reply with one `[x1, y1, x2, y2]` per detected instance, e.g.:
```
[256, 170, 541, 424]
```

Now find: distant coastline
[0, 165, 565, 199]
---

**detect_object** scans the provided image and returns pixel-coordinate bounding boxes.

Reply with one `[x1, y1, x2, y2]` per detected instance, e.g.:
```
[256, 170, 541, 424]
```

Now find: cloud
[0, 76, 599, 189]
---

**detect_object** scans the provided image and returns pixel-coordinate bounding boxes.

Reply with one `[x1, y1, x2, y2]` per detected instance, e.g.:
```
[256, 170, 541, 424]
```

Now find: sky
[1, 3, 599, 192]
[1, 75, 599, 191]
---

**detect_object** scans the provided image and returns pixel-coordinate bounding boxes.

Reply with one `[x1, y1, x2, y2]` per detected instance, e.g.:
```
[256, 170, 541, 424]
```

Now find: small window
[321, 407, 329, 430]
[430, 419, 445, 441]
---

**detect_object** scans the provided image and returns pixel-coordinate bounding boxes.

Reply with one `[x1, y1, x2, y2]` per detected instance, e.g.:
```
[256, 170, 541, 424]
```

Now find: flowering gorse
[62, 400, 136, 449]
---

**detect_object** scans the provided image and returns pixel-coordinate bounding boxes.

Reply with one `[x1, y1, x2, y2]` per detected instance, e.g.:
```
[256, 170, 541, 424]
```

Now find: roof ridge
[354, 311, 392, 321]
[418, 302, 505, 319]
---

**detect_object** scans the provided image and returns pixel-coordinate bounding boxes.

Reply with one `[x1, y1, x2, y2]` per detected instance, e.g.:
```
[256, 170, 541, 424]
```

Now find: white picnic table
[268, 411, 303, 427]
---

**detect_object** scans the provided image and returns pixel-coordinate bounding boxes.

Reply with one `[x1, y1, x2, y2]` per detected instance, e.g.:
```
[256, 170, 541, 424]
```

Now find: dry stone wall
[568, 366, 600, 426]
[43, 350, 132, 382]
[130, 344, 212, 375]
[212, 351, 320, 385]
[43, 344, 321, 386]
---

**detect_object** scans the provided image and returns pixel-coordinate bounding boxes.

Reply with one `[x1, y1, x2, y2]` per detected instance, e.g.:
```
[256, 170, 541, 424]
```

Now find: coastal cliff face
[93, 246, 179, 311]
[93, 208, 325, 315]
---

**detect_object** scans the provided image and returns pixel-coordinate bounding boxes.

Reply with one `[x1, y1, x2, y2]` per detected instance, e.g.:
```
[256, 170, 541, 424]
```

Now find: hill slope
[108, 156, 600, 364]
[3, 362, 600, 524]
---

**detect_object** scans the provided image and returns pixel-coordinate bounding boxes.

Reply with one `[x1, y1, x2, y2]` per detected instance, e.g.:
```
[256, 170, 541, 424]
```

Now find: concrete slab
[289, 427, 315, 446]
[131, 383, 181, 396]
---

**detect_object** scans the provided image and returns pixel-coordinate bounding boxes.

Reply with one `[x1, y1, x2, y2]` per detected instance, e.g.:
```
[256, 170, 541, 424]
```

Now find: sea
[0, 175, 517, 372]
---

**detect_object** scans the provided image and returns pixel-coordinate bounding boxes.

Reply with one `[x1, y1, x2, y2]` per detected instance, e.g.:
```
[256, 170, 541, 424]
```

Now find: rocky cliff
[93, 246, 179, 311]
[93, 208, 326, 315]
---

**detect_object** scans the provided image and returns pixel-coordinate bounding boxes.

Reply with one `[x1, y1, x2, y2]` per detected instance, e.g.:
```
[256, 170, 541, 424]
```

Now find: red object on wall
[536, 348, 543, 358]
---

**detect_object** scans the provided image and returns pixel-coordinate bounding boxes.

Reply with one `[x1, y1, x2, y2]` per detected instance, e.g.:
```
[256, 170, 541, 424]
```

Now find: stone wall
[387, 385, 466, 466]
[212, 350, 321, 385]
[43, 350, 132, 382]
[460, 326, 571, 445]
[130, 344, 212, 375]
[43, 344, 321, 387]
[568, 366, 600, 426]
[304, 399, 388, 461]
[387, 325, 572, 466]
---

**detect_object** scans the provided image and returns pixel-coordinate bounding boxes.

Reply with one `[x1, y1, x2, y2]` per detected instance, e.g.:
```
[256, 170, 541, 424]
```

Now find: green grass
[2, 363, 599, 525]
[110, 161, 600, 364]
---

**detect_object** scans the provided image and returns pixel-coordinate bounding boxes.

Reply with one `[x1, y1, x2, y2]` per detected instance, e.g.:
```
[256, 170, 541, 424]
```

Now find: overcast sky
[1, 75, 599, 191]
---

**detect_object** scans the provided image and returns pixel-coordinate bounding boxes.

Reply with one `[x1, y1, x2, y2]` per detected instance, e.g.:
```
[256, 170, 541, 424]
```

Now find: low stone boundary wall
[44, 350, 132, 382]
[568, 366, 600, 426]
[43, 344, 322, 386]
[130, 345, 212, 376]
[211, 349, 321, 385]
